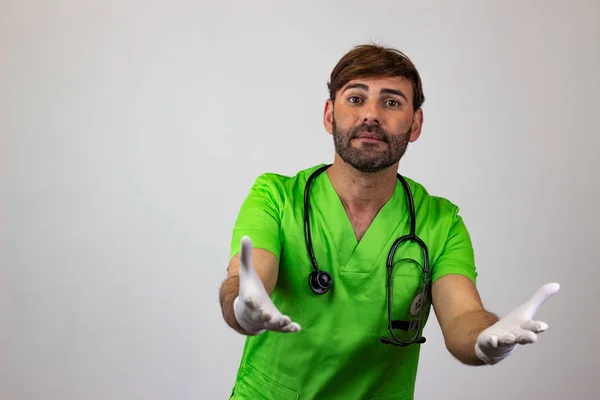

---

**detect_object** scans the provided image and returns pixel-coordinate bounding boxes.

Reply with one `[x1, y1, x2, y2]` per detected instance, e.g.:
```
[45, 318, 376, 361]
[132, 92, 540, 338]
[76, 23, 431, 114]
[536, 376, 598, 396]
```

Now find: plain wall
[2, 0, 599, 399]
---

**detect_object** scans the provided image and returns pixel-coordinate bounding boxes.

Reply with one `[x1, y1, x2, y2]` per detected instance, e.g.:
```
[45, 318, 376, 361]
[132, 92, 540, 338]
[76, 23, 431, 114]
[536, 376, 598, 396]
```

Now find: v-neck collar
[313, 170, 409, 274]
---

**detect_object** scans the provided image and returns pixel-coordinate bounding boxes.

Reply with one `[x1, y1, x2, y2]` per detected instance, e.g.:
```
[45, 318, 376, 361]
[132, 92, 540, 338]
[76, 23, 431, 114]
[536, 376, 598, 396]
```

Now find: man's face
[324, 77, 423, 173]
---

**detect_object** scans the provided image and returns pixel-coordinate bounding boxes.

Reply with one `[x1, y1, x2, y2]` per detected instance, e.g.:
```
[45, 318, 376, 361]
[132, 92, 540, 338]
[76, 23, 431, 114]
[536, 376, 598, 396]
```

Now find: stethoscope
[303, 164, 430, 346]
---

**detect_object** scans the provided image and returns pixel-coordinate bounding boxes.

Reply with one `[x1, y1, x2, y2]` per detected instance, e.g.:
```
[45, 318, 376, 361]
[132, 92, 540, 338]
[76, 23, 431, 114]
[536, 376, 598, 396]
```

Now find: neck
[326, 155, 398, 214]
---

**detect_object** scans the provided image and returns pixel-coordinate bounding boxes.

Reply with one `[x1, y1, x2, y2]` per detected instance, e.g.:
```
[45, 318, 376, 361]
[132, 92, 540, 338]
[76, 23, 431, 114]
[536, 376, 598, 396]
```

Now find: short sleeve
[229, 174, 284, 262]
[431, 207, 478, 285]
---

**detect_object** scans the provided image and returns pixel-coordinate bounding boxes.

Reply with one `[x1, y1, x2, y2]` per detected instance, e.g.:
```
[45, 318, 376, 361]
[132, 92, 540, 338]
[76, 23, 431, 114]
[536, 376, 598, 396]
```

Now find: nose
[361, 100, 380, 125]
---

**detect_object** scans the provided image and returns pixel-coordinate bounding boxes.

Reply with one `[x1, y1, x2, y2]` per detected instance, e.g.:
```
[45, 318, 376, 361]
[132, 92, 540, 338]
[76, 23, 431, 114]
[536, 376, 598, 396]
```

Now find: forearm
[219, 276, 252, 335]
[444, 309, 499, 365]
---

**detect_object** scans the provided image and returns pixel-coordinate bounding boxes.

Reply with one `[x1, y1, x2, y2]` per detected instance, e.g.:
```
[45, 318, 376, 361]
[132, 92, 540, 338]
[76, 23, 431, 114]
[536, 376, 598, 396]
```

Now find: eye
[348, 96, 362, 104]
[385, 99, 401, 108]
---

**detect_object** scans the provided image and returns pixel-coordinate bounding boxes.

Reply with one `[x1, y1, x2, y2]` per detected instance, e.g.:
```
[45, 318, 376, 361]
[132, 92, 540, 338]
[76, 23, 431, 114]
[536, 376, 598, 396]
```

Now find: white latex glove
[475, 282, 560, 365]
[233, 236, 302, 335]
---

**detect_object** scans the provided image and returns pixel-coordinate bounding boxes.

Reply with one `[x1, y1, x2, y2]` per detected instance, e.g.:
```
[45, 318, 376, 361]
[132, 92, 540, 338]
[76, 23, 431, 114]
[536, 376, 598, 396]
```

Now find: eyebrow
[342, 83, 408, 102]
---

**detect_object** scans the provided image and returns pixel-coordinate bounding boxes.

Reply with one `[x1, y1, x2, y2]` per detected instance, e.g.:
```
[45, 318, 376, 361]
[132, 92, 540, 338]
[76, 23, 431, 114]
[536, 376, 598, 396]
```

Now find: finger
[496, 332, 516, 346]
[521, 320, 548, 333]
[263, 314, 280, 330]
[278, 315, 292, 327]
[480, 334, 498, 348]
[520, 283, 560, 318]
[514, 329, 538, 344]
[266, 315, 291, 331]
[281, 322, 301, 332]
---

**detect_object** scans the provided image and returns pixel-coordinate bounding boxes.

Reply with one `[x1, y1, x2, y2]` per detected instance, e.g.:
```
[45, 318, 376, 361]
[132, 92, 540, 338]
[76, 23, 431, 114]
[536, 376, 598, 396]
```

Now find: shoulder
[401, 175, 464, 227]
[249, 163, 327, 200]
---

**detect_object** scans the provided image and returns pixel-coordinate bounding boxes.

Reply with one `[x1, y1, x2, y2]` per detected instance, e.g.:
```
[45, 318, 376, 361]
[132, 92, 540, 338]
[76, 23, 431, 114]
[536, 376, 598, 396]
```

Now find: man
[218, 44, 559, 399]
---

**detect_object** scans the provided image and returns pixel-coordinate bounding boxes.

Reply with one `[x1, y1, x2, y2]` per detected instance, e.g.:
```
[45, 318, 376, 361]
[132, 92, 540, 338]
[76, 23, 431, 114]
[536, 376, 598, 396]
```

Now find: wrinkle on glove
[475, 282, 559, 365]
[233, 236, 301, 335]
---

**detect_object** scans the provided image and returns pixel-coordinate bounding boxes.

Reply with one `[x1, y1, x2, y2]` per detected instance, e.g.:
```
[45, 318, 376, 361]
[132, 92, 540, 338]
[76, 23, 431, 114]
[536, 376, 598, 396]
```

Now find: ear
[323, 99, 334, 135]
[409, 108, 423, 142]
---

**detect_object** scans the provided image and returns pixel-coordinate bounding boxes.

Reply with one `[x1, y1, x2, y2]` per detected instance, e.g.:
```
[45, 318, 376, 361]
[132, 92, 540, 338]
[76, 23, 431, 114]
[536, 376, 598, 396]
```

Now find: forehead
[341, 76, 413, 98]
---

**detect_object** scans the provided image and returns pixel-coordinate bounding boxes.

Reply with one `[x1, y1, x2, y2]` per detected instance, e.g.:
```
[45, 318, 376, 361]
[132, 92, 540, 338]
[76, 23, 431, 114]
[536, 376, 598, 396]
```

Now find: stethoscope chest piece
[308, 270, 332, 294]
[410, 293, 424, 316]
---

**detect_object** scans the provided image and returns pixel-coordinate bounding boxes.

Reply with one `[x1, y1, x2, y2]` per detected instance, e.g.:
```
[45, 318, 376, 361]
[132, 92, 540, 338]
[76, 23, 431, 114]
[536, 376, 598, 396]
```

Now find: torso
[230, 164, 474, 399]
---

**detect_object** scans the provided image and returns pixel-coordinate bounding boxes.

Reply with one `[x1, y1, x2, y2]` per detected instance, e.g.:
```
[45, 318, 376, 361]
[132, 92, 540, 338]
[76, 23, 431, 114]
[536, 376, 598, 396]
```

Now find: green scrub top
[228, 164, 477, 399]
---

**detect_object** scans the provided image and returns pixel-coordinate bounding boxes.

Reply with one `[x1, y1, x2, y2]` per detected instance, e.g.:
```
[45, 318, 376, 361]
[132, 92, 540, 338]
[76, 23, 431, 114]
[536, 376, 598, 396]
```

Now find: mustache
[349, 124, 389, 142]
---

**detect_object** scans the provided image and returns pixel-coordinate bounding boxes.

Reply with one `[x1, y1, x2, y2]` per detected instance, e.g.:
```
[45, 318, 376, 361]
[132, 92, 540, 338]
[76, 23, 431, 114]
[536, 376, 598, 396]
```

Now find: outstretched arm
[431, 275, 499, 365]
[432, 274, 559, 366]
[219, 240, 278, 335]
[219, 236, 301, 335]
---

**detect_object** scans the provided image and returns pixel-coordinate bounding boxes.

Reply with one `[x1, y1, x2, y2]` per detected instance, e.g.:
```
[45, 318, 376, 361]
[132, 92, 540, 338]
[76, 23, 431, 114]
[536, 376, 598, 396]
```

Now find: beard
[332, 115, 412, 173]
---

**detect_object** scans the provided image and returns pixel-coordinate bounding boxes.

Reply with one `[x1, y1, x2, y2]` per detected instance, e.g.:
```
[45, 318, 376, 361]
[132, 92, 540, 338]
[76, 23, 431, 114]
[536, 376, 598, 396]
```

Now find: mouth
[355, 132, 385, 143]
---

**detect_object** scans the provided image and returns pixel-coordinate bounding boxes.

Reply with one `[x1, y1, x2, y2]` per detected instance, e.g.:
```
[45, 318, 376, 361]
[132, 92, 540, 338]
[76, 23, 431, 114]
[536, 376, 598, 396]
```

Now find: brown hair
[327, 44, 425, 111]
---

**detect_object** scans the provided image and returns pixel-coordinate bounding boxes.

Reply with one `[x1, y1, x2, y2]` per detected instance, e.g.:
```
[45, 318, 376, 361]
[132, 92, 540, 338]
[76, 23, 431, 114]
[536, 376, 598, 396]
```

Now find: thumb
[239, 236, 255, 276]
[518, 282, 560, 319]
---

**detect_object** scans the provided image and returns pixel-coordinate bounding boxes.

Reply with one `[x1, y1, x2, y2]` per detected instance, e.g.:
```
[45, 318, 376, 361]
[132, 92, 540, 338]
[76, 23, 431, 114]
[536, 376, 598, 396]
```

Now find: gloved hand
[233, 236, 302, 335]
[475, 282, 560, 365]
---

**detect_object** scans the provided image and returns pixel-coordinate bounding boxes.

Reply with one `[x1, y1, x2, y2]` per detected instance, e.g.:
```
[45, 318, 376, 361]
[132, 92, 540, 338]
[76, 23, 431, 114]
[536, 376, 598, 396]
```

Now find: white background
[2, 1, 599, 399]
